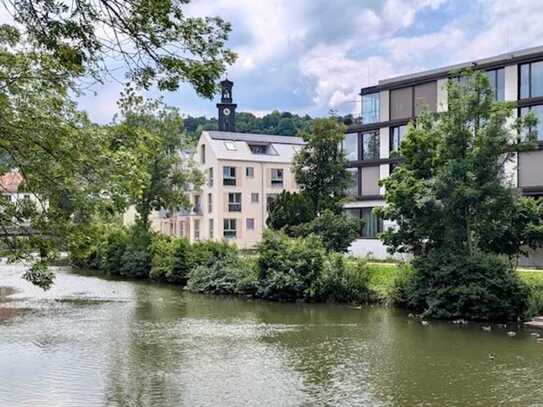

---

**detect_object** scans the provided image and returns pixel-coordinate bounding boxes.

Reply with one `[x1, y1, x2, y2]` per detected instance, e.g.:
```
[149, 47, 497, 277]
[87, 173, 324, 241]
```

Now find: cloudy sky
[74, 0, 543, 123]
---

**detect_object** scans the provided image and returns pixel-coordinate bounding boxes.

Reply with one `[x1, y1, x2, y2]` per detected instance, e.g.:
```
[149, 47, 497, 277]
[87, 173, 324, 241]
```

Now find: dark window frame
[228, 192, 242, 212]
[223, 166, 236, 186]
[360, 131, 380, 161]
[519, 60, 543, 100]
[223, 219, 237, 239]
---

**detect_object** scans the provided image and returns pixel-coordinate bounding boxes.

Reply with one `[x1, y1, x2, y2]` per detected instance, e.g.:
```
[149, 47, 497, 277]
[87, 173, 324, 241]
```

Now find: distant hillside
[183, 111, 357, 141]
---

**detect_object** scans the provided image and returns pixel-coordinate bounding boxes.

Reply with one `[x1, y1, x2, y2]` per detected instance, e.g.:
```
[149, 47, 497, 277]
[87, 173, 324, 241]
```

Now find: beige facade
[154, 131, 303, 249]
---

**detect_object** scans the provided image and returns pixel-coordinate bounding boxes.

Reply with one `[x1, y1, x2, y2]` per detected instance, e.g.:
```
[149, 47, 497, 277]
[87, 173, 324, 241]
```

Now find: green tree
[294, 118, 351, 213]
[266, 191, 315, 233]
[4, 0, 236, 95]
[378, 70, 543, 320]
[113, 89, 203, 230]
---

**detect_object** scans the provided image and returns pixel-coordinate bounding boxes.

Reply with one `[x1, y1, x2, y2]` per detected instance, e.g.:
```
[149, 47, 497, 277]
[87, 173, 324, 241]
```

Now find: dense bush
[292, 209, 362, 252]
[169, 238, 192, 285]
[186, 254, 258, 295]
[524, 274, 543, 319]
[256, 230, 327, 301]
[397, 252, 528, 321]
[311, 254, 371, 303]
[119, 226, 152, 278]
[149, 235, 174, 281]
[191, 240, 238, 268]
[100, 227, 129, 275]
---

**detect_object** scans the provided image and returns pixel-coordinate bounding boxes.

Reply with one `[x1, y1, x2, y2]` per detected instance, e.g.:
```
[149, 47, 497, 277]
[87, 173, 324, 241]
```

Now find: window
[248, 144, 276, 155]
[246, 218, 255, 230]
[414, 82, 437, 115]
[361, 132, 380, 160]
[346, 168, 359, 197]
[390, 87, 413, 120]
[520, 61, 543, 99]
[485, 68, 505, 101]
[223, 166, 236, 186]
[246, 167, 254, 177]
[251, 193, 259, 203]
[208, 167, 214, 187]
[193, 195, 201, 213]
[208, 193, 212, 213]
[344, 208, 364, 237]
[200, 144, 206, 164]
[194, 219, 200, 240]
[228, 192, 242, 212]
[390, 125, 407, 154]
[224, 141, 237, 151]
[223, 219, 236, 239]
[519, 151, 543, 187]
[362, 93, 380, 124]
[209, 219, 214, 239]
[361, 166, 380, 196]
[361, 207, 383, 238]
[271, 169, 284, 187]
[342, 133, 359, 161]
[520, 105, 543, 140]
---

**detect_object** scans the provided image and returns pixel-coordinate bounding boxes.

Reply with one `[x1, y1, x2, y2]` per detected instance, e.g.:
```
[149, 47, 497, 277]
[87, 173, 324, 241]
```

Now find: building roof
[361, 45, 543, 94]
[207, 131, 305, 145]
[0, 170, 23, 193]
[203, 131, 305, 163]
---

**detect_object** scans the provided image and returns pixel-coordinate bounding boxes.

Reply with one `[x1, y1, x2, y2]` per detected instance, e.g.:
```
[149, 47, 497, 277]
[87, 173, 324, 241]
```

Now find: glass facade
[362, 93, 380, 124]
[361, 207, 383, 238]
[485, 68, 505, 101]
[346, 168, 359, 197]
[520, 105, 543, 141]
[361, 132, 380, 160]
[343, 133, 359, 161]
[390, 125, 407, 153]
[520, 61, 543, 99]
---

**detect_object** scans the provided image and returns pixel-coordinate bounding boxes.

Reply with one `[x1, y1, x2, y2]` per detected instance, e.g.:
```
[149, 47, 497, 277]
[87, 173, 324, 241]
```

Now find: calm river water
[1, 265, 543, 406]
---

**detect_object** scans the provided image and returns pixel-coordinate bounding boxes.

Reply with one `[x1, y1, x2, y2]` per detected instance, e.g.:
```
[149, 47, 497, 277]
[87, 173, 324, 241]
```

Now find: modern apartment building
[344, 46, 543, 263]
[154, 80, 303, 248]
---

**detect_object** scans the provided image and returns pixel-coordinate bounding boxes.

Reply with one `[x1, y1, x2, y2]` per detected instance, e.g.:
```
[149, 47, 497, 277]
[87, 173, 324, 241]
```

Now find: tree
[378, 70, 543, 320]
[0, 27, 147, 288]
[266, 191, 314, 233]
[4, 0, 237, 95]
[113, 89, 203, 230]
[294, 118, 351, 213]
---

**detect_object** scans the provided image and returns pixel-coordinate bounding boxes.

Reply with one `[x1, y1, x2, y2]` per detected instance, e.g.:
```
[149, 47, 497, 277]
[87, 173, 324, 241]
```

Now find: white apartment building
[153, 80, 303, 249]
[344, 46, 543, 265]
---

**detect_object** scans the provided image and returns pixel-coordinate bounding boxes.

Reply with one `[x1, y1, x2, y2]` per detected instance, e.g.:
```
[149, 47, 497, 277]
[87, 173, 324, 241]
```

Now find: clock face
[223, 108, 231, 116]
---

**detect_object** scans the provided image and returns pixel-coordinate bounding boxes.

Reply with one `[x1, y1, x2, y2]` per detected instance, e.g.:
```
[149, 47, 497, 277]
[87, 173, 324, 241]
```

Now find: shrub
[292, 209, 362, 252]
[523, 273, 543, 319]
[311, 254, 371, 303]
[191, 240, 238, 268]
[187, 254, 257, 295]
[168, 238, 192, 285]
[256, 230, 326, 301]
[402, 252, 528, 321]
[149, 235, 174, 282]
[120, 225, 152, 278]
[100, 226, 129, 275]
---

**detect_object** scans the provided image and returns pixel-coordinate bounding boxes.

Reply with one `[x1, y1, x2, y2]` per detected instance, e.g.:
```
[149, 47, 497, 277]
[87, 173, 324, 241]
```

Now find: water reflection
[1, 265, 543, 406]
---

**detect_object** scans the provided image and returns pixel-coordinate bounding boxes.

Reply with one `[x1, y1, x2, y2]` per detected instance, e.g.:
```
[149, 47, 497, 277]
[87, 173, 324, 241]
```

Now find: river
[1, 265, 543, 406]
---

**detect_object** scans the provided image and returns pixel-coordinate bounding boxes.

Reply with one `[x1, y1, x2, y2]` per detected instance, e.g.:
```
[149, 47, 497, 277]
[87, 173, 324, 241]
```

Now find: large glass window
[223, 166, 236, 186]
[361, 166, 380, 196]
[346, 168, 359, 197]
[361, 132, 380, 160]
[414, 82, 437, 115]
[520, 61, 543, 99]
[390, 87, 413, 120]
[271, 169, 284, 187]
[362, 93, 380, 124]
[390, 125, 407, 154]
[223, 219, 236, 239]
[342, 133, 359, 161]
[520, 105, 543, 140]
[228, 192, 242, 212]
[485, 68, 505, 101]
[361, 207, 383, 238]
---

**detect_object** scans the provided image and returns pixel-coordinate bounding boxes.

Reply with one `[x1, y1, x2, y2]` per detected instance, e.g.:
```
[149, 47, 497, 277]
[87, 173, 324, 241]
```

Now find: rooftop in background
[362, 45, 543, 94]
[0, 170, 23, 193]
[207, 131, 305, 145]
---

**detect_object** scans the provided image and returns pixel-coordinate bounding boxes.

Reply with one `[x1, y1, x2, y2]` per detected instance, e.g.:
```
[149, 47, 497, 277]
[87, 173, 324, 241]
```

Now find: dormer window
[248, 143, 277, 155]
[225, 141, 237, 151]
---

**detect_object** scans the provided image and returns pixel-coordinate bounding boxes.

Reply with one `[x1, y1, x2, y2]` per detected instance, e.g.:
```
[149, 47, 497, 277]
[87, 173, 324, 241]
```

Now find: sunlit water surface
[1, 265, 543, 406]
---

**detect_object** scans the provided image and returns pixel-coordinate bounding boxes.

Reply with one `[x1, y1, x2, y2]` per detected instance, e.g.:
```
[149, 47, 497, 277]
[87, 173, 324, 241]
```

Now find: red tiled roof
[0, 170, 24, 193]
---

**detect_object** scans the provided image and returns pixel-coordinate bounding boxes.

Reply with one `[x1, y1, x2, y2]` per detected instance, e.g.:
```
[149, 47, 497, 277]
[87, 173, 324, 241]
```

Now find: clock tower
[217, 79, 237, 132]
